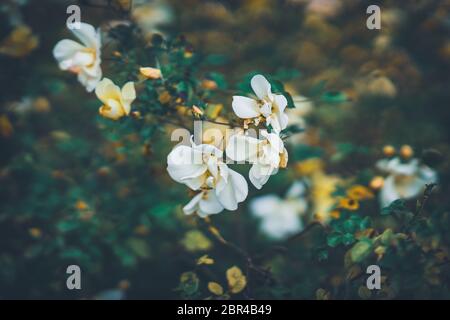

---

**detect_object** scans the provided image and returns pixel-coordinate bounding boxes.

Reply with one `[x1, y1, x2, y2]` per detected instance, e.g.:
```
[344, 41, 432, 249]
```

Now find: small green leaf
[342, 233, 355, 246]
[179, 272, 199, 296]
[343, 220, 357, 233]
[327, 232, 342, 247]
[350, 239, 373, 263]
[321, 91, 347, 103]
[381, 199, 408, 215]
[359, 217, 371, 230]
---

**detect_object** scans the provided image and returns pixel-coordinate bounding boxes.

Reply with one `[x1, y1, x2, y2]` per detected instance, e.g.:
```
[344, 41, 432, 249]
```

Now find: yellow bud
[131, 111, 141, 118]
[75, 200, 88, 211]
[400, 144, 414, 159]
[29, 227, 42, 239]
[118, 279, 130, 290]
[382, 145, 396, 157]
[201, 79, 218, 90]
[370, 176, 384, 190]
[158, 91, 171, 104]
[192, 105, 204, 116]
[330, 210, 341, 219]
[33, 97, 51, 113]
[134, 225, 150, 236]
[208, 282, 224, 296]
[139, 67, 162, 80]
[0, 115, 13, 137]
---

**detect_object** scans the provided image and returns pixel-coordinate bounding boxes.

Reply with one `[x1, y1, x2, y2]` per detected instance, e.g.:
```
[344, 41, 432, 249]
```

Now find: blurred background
[0, 0, 449, 299]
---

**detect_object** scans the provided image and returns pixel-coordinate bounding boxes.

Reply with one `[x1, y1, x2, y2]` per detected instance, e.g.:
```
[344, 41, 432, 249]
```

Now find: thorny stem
[414, 183, 437, 219]
[202, 217, 325, 297]
[202, 218, 273, 291]
[200, 116, 234, 127]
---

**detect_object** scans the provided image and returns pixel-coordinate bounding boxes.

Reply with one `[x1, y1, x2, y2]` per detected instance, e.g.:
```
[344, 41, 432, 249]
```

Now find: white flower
[167, 140, 248, 216]
[250, 181, 307, 240]
[95, 78, 136, 120]
[377, 157, 438, 208]
[232, 74, 288, 133]
[226, 131, 288, 189]
[53, 22, 102, 92]
[183, 190, 224, 218]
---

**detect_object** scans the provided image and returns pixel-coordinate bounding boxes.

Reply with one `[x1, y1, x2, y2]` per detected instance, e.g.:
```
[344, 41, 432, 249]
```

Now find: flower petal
[72, 22, 99, 49]
[216, 168, 248, 211]
[250, 194, 281, 218]
[167, 145, 208, 188]
[183, 193, 203, 215]
[225, 134, 259, 162]
[250, 74, 271, 100]
[199, 191, 224, 217]
[95, 78, 120, 105]
[232, 96, 260, 119]
[99, 99, 124, 120]
[53, 39, 85, 68]
[265, 132, 284, 153]
[379, 175, 400, 208]
[249, 164, 271, 189]
[120, 81, 136, 114]
[274, 94, 287, 112]
[228, 168, 248, 203]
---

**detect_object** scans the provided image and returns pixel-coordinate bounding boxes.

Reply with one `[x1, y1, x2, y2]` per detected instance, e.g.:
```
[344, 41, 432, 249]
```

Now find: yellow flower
[347, 185, 374, 200]
[33, 97, 51, 113]
[208, 282, 224, 296]
[96, 78, 136, 120]
[0, 25, 39, 58]
[75, 200, 89, 211]
[295, 158, 324, 176]
[201, 79, 218, 90]
[197, 254, 214, 265]
[181, 230, 212, 252]
[226, 266, 247, 294]
[158, 91, 171, 104]
[113, 0, 132, 11]
[29, 228, 42, 239]
[0, 115, 13, 137]
[139, 67, 162, 79]
[338, 197, 359, 211]
[53, 22, 101, 92]
[310, 171, 341, 223]
[330, 210, 341, 219]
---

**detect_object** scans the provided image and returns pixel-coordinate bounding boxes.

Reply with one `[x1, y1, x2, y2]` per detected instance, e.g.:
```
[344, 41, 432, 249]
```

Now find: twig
[415, 183, 437, 218]
[287, 221, 324, 243]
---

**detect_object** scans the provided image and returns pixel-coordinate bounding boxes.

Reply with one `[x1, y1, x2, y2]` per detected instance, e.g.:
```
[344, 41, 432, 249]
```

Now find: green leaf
[343, 220, 357, 233]
[321, 91, 347, 103]
[309, 80, 327, 97]
[317, 249, 329, 261]
[327, 232, 342, 247]
[179, 272, 199, 296]
[359, 217, 371, 230]
[205, 54, 228, 65]
[206, 72, 227, 89]
[350, 239, 373, 263]
[127, 238, 150, 259]
[284, 91, 296, 108]
[381, 199, 408, 215]
[342, 233, 355, 246]
[56, 220, 78, 233]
